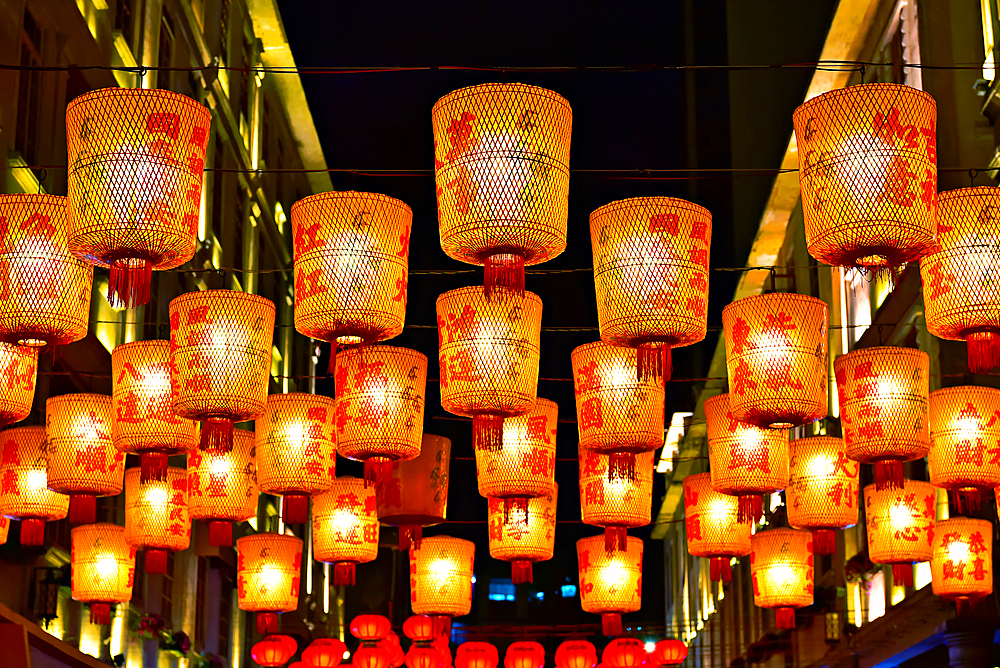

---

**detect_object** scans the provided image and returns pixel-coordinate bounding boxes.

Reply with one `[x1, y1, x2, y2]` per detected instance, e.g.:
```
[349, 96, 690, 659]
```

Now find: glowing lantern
[377, 434, 450, 550]
[682, 472, 751, 582]
[0, 518, 9, 545]
[169, 289, 275, 452]
[864, 479, 936, 587]
[434, 636, 453, 668]
[187, 427, 257, 546]
[750, 528, 813, 630]
[313, 477, 379, 586]
[505, 642, 544, 668]
[602, 639, 646, 668]
[793, 83, 936, 271]
[577, 533, 642, 636]
[0, 343, 37, 427]
[45, 393, 124, 524]
[381, 633, 405, 668]
[579, 448, 653, 551]
[124, 467, 189, 574]
[0, 426, 69, 546]
[70, 523, 135, 625]
[555, 640, 597, 668]
[704, 392, 789, 523]
[650, 640, 687, 667]
[303, 638, 348, 668]
[410, 535, 474, 634]
[456, 643, 498, 668]
[834, 346, 930, 489]
[403, 615, 437, 642]
[786, 437, 859, 555]
[931, 517, 993, 612]
[333, 345, 427, 486]
[65, 88, 211, 307]
[251, 635, 297, 667]
[488, 485, 556, 583]
[352, 613, 392, 641]
[237, 532, 303, 634]
[407, 647, 443, 668]
[437, 286, 542, 451]
[355, 647, 393, 668]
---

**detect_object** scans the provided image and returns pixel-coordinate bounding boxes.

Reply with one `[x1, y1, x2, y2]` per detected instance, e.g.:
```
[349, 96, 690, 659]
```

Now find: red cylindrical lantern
[377, 434, 450, 550]
[0, 426, 69, 546]
[303, 638, 348, 668]
[864, 480, 936, 587]
[410, 536, 474, 633]
[580, 448, 653, 551]
[187, 427, 258, 546]
[505, 641, 544, 668]
[351, 613, 392, 641]
[251, 635, 297, 667]
[313, 477, 379, 586]
[0, 343, 37, 427]
[650, 640, 687, 667]
[124, 467, 189, 574]
[602, 639, 646, 668]
[786, 436, 859, 555]
[577, 534, 642, 636]
[555, 640, 596, 668]
[488, 486, 556, 583]
[931, 517, 993, 612]
[237, 532, 303, 634]
[71, 523, 135, 625]
[750, 528, 813, 630]
[683, 472, 751, 582]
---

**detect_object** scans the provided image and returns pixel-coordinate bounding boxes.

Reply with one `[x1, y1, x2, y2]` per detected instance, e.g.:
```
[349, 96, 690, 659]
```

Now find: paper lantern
[381, 633, 405, 668]
[555, 641, 596, 668]
[407, 647, 443, 668]
[571, 341, 665, 480]
[864, 479, 936, 587]
[45, 393, 124, 525]
[252, 635, 297, 667]
[313, 477, 379, 586]
[721, 292, 828, 429]
[793, 83, 936, 271]
[437, 287, 542, 450]
[432, 83, 571, 297]
[649, 640, 687, 667]
[601, 639, 646, 668]
[488, 485, 556, 583]
[931, 517, 993, 612]
[124, 467, 189, 574]
[377, 434, 450, 550]
[579, 448, 653, 551]
[750, 528, 813, 630]
[403, 615, 437, 642]
[71, 523, 135, 625]
[237, 532, 303, 634]
[169, 289, 275, 452]
[355, 647, 393, 668]
[456, 643, 499, 668]
[333, 345, 427, 486]
[304, 638, 348, 668]
[834, 346, 930, 489]
[256, 392, 336, 524]
[577, 534, 642, 636]
[66, 88, 211, 307]
[410, 535, 474, 631]
[505, 642, 544, 668]
[0, 517, 10, 545]
[704, 392, 789, 523]
[433, 636, 452, 668]
[187, 427, 257, 547]
[112, 340, 198, 482]
[0, 343, 37, 427]
[786, 436, 859, 555]
[0, 426, 69, 546]
[682, 472, 751, 582]
[0, 194, 93, 347]
[352, 613, 392, 641]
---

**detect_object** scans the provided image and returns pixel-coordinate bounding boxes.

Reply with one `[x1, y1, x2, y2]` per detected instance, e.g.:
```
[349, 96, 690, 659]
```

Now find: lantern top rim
[937, 185, 999, 204]
[862, 478, 936, 496]
[571, 340, 636, 359]
[265, 392, 337, 407]
[835, 345, 929, 364]
[432, 82, 572, 114]
[721, 291, 826, 317]
[126, 466, 185, 480]
[417, 535, 475, 550]
[66, 86, 210, 115]
[589, 196, 711, 222]
[789, 435, 844, 447]
[751, 527, 809, 543]
[930, 384, 1000, 400]
[169, 288, 275, 311]
[112, 339, 169, 354]
[436, 285, 543, 306]
[71, 521, 122, 534]
[792, 82, 934, 120]
[46, 392, 112, 406]
[336, 344, 427, 362]
[1, 425, 44, 439]
[290, 190, 413, 218]
[702, 392, 731, 410]
[577, 533, 642, 550]
[237, 531, 304, 549]
[0, 193, 65, 206]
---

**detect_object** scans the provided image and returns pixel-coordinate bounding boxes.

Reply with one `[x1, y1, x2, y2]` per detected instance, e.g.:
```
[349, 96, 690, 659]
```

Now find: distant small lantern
[251, 635, 298, 667]
[237, 533, 303, 634]
[0, 426, 69, 546]
[381, 633, 406, 668]
[187, 427, 258, 547]
[112, 340, 198, 482]
[750, 528, 814, 630]
[683, 472, 751, 582]
[65, 88, 211, 307]
[931, 517, 994, 612]
[355, 646, 393, 668]
[579, 448, 653, 551]
[705, 392, 789, 523]
[303, 638, 348, 668]
[407, 647, 443, 668]
[437, 287, 543, 451]
[590, 197, 711, 381]
[124, 467, 189, 574]
[70, 523, 135, 625]
[0, 343, 37, 427]
[793, 83, 937, 271]
[313, 476, 379, 586]
[169, 289, 276, 452]
[835, 346, 930, 489]
[571, 341, 665, 481]
[0, 194, 93, 347]
[577, 533, 643, 636]
[455, 642, 499, 668]
[256, 392, 337, 524]
[650, 640, 687, 667]
[601, 639, 646, 668]
[556, 640, 597, 668]
[410, 536, 475, 635]
[865, 480, 936, 587]
[403, 614, 437, 642]
[786, 436, 859, 555]
[505, 641, 544, 668]
[377, 434, 451, 550]
[351, 613, 392, 641]
[488, 485, 556, 583]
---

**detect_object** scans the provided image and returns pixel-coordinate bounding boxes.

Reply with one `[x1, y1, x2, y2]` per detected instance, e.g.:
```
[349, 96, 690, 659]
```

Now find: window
[158, 12, 175, 89]
[15, 7, 42, 170]
[115, 0, 135, 47]
[560, 584, 577, 597]
[488, 578, 515, 602]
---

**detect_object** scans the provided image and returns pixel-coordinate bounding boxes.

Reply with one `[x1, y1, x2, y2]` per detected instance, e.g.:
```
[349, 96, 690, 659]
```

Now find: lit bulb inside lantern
[947, 540, 970, 563]
[751, 330, 791, 365]
[599, 560, 628, 587]
[138, 365, 172, 399]
[735, 427, 764, 453]
[768, 564, 797, 587]
[329, 509, 359, 536]
[875, 379, 903, 399]
[259, 565, 284, 589]
[145, 485, 170, 508]
[282, 420, 308, 445]
[94, 554, 119, 579]
[474, 133, 533, 219]
[611, 233, 680, 305]
[9, 235, 64, 309]
[834, 134, 895, 204]
[209, 325, 246, 349]
[26, 469, 48, 491]
[103, 146, 179, 224]
[888, 500, 914, 530]
[323, 231, 379, 340]
[429, 558, 454, 580]
[805, 454, 834, 479]
[706, 497, 732, 521]
[209, 457, 232, 477]
[600, 360, 634, 389]
[953, 415, 982, 439]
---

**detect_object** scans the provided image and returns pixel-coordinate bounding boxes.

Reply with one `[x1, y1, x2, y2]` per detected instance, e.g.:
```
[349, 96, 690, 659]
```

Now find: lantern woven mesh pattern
[71, 523, 135, 604]
[334, 346, 427, 462]
[377, 434, 450, 525]
[437, 287, 542, 416]
[0, 194, 93, 347]
[432, 83, 571, 266]
[864, 480, 936, 564]
[721, 292, 828, 428]
[0, 427, 69, 521]
[488, 486, 557, 562]
[786, 437, 859, 530]
[590, 197, 711, 349]
[169, 290, 275, 422]
[683, 472, 751, 558]
[237, 533, 303, 613]
[410, 536, 475, 617]
[256, 393, 336, 495]
[112, 340, 198, 455]
[930, 517, 993, 600]
[929, 385, 1000, 490]
[476, 398, 557, 498]
[188, 428, 258, 521]
[65, 88, 210, 269]
[834, 346, 930, 464]
[793, 83, 937, 268]
[0, 343, 37, 427]
[291, 191, 411, 344]
[312, 476, 379, 564]
[750, 528, 813, 609]
[124, 467, 190, 552]
[571, 342, 665, 453]
[45, 394, 123, 496]
[577, 534, 642, 615]
[705, 393, 789, 495]
[579, 448, 653, 528]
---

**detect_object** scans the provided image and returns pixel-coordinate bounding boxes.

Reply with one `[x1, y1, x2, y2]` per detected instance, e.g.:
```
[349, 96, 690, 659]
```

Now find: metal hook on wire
[877, 323, 884, 345]
[37, 169, 47, 193]
[970, 168, 979, 188]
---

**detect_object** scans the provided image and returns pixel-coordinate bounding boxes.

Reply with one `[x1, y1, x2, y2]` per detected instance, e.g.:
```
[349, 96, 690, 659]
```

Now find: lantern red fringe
[473, 414, 504, 451]
[636, 344, 672, 383]
[504, 497, 529, 526]
[710, 557, 732, 582]
[602, 613, 623, 637]
[364, 457, 393, 489]
[873, 461, 904, 491]
[108, 258, 152, 309]
[257, 612, 279, 634]
[140, 452, 170, 483]
[948, 489, 982, 515]
[737, 495, 764, 524]
[775, 608, 796, 630]
[69, 494, 97, 525]
[813, 529, 836, 555]
[604, 527, 628, 552]
[485, 253, 525, 301]
[955, 596, 983, 616]
[282, 494, 309, 524]
[20, 519, 44, 547]
[892, 563, 914, 587]
[208, 521, 233, 547]
[334, 562, 356, 586]
[146, 549, 168, 575]
[400, 525, 423, 551]
[607, 451, 637, 482]
[200, 417, 234, 453]
[511, 560, 533, 584]
[89, 603, 111, 626]
[432, 616, 451, 638]
[966, 330, 1000, 374]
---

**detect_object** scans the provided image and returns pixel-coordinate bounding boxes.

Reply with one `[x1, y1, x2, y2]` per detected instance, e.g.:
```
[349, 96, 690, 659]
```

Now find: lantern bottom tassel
[20, 519, 45, 547]
[364, 457, 393, 489]
[608, 451, 637, 482]
[710, 557, 732, 582]
[892, 563, 914, 587]
[146, 549, 168, 575]
[431, 616, 451, 638]
[208, 521, 233, 547]
[484, 253, 525, 301]
[511, 560, 533, 584]
[737, 495, 764, 524]
[813, 529, 836, 556]
[636, 343, 672, 383]
[282, 494, 309, 524]
[604, 527, 628, 552]
[89, 603, 111, 626]
[140, 452, 169, 483]
[775, 608, 796, 630]
[966, 329, 1000, 374]
[504, 497, 530, 527]
[69, 494, 97, 525]
[955, 596, 983, 616]
[333, 562, 356, 586]
[949, 489, 982, 515]
[256, 612, 279, 635]
[873, 460, 904, 491]
[108, 257, 152, 309]
[400, 525, 423, 551]
[473, 414, 504, 452]
[602, 613, 623, 637]
[200, 417, 234, 453]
